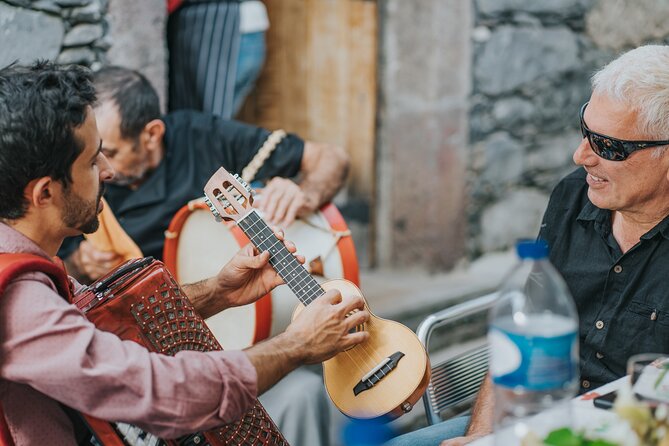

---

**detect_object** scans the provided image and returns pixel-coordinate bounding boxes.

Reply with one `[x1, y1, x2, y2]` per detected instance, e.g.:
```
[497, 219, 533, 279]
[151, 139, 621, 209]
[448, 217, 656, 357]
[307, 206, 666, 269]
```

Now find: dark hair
[93, 66, 161, 140]
[0, 60, 96, 219]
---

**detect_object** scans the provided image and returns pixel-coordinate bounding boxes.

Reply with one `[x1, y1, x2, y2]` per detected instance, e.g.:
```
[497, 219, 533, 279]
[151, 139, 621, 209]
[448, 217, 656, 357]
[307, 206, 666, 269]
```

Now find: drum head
[170, 207, 258, 350]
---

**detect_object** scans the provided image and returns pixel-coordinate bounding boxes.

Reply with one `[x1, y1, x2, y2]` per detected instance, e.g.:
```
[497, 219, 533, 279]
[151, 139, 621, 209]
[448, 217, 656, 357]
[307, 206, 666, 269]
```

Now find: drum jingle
[164, 198, 360, 350]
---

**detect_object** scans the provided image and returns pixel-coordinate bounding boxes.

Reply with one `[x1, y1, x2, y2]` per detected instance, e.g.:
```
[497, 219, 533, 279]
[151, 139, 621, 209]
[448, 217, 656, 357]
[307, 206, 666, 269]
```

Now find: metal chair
[416, 292, 498, 425]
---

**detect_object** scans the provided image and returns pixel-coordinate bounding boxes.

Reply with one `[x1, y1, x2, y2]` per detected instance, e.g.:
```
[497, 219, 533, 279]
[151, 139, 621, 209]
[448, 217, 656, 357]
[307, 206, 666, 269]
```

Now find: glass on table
[627, 353, 669, 404]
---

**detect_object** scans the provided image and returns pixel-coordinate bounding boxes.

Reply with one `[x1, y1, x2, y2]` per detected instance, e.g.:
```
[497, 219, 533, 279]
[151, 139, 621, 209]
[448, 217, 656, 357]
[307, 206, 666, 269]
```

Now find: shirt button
[613, 265, 623, 273]
[582, 379, 591, 389]
[596, 320, 605, 329]
[596, 352, 604, 359]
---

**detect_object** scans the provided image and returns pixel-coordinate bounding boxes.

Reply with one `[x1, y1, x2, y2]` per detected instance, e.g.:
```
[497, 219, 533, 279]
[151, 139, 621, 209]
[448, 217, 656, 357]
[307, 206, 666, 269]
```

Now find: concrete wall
[106, 0, 166, 110]
[376, 0, 472, 271]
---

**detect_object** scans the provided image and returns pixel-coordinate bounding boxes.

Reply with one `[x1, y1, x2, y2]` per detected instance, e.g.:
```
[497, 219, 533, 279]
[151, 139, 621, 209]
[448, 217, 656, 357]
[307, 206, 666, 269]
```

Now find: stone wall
[0, 0, 166, 107]
[0, 0, 109, 69]
[468, 0, 669, 256]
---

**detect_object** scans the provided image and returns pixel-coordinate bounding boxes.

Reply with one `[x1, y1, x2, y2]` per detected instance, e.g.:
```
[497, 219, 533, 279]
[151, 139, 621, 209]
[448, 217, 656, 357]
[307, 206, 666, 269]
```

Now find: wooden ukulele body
[294, 279, 431, 419]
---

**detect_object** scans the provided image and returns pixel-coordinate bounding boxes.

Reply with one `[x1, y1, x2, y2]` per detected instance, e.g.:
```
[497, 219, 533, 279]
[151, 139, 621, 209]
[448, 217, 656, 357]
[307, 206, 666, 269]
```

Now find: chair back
[417, 293, 498, 425]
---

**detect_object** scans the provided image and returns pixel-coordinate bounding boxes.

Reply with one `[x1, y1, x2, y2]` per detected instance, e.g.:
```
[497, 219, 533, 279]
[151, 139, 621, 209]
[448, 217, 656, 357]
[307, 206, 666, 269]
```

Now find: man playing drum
[58, 65, 351, 446]
[0, 61, 369, 445]
[61, 66, 349, 282]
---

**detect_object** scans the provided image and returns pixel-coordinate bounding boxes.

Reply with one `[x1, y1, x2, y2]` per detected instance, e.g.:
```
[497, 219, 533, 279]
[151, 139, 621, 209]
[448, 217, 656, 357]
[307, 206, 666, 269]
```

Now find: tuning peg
[204, 197, 222, 222]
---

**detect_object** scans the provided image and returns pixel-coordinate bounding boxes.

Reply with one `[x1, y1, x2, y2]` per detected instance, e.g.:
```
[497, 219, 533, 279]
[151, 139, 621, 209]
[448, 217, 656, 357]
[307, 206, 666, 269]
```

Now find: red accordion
[72, 257, 288, 446]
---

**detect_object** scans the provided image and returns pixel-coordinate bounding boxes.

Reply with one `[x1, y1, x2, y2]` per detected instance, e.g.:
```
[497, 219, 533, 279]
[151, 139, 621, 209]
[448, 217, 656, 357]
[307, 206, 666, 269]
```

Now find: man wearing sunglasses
[386, 44, 669, 446]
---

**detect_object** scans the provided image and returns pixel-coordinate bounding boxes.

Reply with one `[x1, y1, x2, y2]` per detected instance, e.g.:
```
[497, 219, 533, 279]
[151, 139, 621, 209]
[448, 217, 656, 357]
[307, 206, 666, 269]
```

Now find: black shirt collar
[576, 198, 669, 241]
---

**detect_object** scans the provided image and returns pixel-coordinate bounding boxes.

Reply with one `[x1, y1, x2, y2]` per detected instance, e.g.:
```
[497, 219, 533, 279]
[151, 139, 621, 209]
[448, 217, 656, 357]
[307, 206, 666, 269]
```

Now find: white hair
[592, 45, 669, 142]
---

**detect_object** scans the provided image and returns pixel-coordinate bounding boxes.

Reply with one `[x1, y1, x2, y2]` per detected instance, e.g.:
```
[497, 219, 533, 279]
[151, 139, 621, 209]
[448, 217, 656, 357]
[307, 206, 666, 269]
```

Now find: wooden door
[239, 0, 378, 203]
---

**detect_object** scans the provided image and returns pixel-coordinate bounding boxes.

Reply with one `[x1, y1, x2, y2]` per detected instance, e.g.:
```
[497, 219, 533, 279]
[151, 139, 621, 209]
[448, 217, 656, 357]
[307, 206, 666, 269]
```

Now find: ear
[142, 119, 165, 152]
[26, 177, 55, 209]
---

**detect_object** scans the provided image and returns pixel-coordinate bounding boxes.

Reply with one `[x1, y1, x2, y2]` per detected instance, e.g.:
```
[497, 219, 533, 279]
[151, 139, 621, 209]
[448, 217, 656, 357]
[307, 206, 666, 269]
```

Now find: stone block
[586, 0, 669, 50]
[1, 0, 29, 7]
[55, 0, 91, 6]
[526, 130, 581, 172]
[31, 0, 62, 14]
[66, 0, 102, 23]
[491, 97, 535, 129]
[479, 132, 525, 185]
[56, 47, 96, 65]
[530, 75, 592, 131]
[480, 189, 549, 252]
[63, 23, 103, 46]
[475, 26, 579, 95]
[476, 0, 592, 17]
[0, 3, 64, 67]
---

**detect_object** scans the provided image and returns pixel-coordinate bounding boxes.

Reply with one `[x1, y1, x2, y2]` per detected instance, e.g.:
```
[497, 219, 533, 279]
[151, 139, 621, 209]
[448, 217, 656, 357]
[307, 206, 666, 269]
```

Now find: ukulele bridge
[353, 351, 405, 396]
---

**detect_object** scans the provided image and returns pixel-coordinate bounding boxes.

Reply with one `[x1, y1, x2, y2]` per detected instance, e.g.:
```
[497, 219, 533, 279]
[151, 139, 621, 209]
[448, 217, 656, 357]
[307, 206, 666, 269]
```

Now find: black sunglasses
[579, 102, 669, 161]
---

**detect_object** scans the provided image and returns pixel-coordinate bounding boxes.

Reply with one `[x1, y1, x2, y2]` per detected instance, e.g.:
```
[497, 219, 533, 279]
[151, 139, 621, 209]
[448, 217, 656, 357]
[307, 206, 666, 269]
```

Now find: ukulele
[203, 167, 430, 420]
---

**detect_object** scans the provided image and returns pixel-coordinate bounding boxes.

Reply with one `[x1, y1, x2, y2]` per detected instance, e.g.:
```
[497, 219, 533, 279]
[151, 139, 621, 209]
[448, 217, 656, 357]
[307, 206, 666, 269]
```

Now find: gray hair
[592, 45, 669, 147]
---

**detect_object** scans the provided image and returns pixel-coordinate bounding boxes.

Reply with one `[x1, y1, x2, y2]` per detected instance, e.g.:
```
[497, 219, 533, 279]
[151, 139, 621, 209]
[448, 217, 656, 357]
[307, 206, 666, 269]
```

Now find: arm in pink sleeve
[0, 274, 258, 438]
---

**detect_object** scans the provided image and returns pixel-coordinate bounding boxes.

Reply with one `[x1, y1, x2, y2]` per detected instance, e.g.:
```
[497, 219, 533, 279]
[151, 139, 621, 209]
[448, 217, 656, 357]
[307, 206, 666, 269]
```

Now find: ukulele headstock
[203, 167, 255, 223]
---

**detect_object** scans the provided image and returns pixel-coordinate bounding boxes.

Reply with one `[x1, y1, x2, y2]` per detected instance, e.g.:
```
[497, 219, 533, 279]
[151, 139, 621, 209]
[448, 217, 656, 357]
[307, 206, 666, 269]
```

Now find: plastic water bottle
[489, 240, 579, 444]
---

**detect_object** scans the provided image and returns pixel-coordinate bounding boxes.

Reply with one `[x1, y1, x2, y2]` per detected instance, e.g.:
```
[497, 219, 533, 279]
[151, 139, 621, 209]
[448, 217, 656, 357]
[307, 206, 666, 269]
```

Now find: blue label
[489, 326, 578, 391]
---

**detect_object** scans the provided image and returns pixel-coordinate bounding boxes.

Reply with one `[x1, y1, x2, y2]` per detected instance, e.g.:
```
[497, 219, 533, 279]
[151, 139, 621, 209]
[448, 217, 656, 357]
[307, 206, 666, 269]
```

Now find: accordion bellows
[72, 257, 288, 446]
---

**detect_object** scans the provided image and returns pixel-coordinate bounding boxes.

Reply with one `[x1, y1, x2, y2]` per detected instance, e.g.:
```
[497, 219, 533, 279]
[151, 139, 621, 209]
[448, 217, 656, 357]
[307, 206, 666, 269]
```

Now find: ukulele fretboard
[238, 210, 325, 306]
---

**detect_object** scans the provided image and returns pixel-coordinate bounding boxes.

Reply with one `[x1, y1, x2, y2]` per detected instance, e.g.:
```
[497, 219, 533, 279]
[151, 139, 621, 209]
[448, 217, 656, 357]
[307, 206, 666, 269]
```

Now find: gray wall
[467, 0, 669, 257]
[0, 0, 166, 107]
[0, 0, 110, 69]
[375, 0, 669, 270]
[376, 0, 472, 271]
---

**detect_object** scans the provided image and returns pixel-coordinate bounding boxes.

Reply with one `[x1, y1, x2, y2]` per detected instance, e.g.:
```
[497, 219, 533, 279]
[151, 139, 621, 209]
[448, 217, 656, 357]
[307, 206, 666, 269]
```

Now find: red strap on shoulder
[0, 254, 71, 300]
[0, 253, 72, 446]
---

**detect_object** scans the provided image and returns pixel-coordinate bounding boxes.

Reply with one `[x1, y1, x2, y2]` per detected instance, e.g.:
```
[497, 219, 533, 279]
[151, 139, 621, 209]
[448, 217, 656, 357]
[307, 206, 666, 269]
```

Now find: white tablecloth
[469, 378, 636, 446]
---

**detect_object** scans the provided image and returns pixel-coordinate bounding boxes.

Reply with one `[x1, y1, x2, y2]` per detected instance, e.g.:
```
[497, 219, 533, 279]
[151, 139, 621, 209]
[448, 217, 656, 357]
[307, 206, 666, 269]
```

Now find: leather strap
[0, 253, 72, 446]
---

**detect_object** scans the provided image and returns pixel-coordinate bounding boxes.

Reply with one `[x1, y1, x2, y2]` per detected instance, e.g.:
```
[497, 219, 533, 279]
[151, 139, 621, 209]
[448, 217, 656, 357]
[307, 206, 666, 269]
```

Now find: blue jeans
[383, 416, 470, 446]
[233, 31, 266, 114]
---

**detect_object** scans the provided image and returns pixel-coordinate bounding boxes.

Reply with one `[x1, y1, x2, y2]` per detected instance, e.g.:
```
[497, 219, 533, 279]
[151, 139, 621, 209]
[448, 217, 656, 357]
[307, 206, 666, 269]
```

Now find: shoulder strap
[0, 253, 72, 446]
[0, 254, 71, 301]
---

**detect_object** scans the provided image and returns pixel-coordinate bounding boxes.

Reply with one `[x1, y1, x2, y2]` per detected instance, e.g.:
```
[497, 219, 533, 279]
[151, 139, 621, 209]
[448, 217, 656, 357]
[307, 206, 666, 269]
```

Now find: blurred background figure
[167, 0, 269, 118]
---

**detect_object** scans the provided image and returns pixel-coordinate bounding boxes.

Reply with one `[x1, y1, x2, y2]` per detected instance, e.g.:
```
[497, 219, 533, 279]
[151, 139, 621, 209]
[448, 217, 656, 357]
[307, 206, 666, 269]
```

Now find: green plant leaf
[544, 428, 584, 446]
[543, 428, 620, 446]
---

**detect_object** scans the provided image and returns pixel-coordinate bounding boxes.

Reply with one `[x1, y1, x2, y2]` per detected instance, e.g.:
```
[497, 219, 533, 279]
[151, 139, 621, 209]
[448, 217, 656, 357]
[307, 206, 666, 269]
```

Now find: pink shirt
[0, 223, 258, 445]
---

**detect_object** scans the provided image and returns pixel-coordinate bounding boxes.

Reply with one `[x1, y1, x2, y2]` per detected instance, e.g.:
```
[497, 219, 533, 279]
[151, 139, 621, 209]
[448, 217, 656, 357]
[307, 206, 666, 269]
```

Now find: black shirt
[61, 110, 304, 260]
[539, 168, 669, 392]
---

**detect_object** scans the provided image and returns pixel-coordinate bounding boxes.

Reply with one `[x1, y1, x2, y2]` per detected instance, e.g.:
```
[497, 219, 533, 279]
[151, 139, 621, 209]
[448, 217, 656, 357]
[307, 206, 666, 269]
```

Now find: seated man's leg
[383, 416, 470, 446]
[259, 367, 330, 446]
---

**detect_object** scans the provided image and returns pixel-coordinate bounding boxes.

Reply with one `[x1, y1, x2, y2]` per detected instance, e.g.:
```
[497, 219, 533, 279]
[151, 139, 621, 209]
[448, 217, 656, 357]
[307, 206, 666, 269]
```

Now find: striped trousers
[167, 1, 241, 118]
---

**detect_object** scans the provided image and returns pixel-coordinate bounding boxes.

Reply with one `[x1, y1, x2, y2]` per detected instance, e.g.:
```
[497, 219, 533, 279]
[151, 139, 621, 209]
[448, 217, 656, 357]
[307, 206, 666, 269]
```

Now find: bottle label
[489, 326, 578, 391]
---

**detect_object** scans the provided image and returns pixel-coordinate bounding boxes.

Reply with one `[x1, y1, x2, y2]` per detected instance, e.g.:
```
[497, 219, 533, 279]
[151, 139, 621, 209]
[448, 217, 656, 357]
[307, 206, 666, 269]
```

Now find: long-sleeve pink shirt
[0, 223, 258, 445]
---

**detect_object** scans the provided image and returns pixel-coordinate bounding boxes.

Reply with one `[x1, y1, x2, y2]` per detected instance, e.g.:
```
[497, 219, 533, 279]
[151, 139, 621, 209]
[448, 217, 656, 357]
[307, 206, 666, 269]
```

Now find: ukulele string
[244, 216, 388, 397]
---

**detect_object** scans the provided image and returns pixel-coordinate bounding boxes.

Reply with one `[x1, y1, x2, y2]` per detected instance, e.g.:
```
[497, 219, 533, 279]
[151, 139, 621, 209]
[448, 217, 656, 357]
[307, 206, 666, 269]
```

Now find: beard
[62, 183, 106, 234]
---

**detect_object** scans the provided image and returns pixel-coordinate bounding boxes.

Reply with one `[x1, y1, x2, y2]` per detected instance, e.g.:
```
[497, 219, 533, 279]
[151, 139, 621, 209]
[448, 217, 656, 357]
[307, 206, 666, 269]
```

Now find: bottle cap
[516, 239, 549, 259]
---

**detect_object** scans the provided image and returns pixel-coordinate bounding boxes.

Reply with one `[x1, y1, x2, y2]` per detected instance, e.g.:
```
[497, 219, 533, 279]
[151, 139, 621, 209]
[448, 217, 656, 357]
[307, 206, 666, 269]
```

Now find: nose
[573, 137, 598, 167]
[98, 152, 115, 183]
